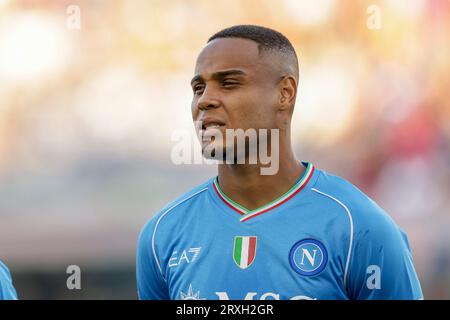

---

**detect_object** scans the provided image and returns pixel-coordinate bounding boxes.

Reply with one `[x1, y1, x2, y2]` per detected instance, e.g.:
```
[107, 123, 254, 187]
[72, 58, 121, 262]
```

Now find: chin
[202, 146, 245, 164]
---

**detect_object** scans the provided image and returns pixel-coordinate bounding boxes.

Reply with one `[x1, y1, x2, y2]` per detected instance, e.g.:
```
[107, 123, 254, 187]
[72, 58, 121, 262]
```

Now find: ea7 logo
[169, 248, 201, 268]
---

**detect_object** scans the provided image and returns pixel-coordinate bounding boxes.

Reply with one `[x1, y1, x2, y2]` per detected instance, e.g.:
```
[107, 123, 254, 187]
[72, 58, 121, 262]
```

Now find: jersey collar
[212, 162, 315, 222]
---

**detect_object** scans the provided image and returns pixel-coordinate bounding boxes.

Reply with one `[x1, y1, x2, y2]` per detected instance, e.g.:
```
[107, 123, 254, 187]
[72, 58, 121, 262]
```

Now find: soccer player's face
[191, 38, 281, 159]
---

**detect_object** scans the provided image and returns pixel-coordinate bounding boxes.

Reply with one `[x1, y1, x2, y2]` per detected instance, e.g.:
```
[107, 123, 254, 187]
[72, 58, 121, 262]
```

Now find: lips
[200, 117, 226, 130]
[197, 117, 226, 141]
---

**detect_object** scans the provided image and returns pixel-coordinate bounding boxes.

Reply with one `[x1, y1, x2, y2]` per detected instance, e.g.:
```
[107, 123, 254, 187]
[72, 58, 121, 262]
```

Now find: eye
[193, 84, 205, 95]
[221, 79, 239, 88]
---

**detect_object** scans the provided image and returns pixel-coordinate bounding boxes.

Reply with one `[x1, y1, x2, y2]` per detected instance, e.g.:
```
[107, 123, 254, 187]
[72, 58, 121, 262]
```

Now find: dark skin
[191, 38, 304, 211]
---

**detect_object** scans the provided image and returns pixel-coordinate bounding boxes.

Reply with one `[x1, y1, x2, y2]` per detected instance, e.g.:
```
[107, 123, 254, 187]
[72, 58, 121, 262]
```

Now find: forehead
[194, 38, 263, 76]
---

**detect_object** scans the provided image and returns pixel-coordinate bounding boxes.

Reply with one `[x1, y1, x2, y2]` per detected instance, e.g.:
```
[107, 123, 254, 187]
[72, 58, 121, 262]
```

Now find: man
[137, 25, 423, 300]
[0, 260, 17, 300]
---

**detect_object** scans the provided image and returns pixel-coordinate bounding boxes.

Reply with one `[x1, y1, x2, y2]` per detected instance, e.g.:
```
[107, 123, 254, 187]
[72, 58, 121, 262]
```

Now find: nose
[196, 85, 220, 111]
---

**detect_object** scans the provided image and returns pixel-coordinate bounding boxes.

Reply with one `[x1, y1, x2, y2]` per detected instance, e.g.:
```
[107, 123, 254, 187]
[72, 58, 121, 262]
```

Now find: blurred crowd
[0, 0, 449, 299]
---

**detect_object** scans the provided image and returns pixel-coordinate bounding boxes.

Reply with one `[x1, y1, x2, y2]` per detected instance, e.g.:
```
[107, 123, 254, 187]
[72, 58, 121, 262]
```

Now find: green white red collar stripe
[213, 162, 315, 222]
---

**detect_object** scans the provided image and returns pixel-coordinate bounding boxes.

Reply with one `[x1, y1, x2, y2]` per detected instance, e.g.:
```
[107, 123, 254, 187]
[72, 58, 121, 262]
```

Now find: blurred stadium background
[0, 0, 449, 299]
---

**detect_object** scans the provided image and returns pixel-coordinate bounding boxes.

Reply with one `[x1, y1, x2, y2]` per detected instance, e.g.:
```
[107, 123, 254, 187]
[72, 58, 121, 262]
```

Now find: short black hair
[208, 25, 299, 81]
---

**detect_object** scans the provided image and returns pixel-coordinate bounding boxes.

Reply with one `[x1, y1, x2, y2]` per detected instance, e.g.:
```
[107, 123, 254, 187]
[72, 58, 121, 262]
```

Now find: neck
[217, 140, 305, 211]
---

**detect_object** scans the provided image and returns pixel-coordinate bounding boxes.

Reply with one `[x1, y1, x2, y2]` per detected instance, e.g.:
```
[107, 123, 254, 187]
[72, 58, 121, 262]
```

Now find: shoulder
[138, 179, 212, 247]
[310, 169, 400, 235]
[0, 261, 16, 300]
[0, 261, 12, 282]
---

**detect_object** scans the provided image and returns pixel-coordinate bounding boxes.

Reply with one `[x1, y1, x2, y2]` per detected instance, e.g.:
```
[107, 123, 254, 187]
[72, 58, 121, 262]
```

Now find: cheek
[228, 94, 276, 129]
[248, 90, 278, 123]
[191, 99, 198, 119]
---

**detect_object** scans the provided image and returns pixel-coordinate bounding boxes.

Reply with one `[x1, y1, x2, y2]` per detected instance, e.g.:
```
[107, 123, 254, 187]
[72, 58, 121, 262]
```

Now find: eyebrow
[190, 69, 247, 86]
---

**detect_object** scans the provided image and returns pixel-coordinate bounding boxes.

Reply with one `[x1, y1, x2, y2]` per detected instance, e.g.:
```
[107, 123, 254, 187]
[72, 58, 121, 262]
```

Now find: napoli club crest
[233, 236, 257, 269]
[289, 239, 328, 276]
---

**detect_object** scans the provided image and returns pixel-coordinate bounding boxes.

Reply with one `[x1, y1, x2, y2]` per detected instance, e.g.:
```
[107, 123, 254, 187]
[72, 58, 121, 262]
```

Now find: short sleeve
[136, 218, 170, 300]
[0, 261, 18, 300]
[347, 203, 423, 300]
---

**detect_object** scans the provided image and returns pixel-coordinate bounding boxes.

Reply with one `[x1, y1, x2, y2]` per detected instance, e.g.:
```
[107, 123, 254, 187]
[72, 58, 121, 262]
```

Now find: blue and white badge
[289, 239, 328, 276]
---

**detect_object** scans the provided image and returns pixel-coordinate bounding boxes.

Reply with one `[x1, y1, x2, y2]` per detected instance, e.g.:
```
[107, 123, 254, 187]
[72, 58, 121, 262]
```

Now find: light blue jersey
[137, 162, 423, 300]
[0, 261, 17, 300]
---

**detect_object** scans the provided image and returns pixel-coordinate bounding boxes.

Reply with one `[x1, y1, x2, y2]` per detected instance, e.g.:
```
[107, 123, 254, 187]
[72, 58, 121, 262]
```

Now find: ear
[278, 75, 297, 111]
